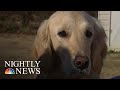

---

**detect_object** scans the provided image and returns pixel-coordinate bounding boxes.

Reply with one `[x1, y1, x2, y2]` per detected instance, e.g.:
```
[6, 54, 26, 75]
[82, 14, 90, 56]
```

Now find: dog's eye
[58, 31, 67, 37]
[85, 30, 93, 38]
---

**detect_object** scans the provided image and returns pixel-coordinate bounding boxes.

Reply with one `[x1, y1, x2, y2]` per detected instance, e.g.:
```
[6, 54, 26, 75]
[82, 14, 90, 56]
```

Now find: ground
[0, 33, 120, 79]
[101, 54, 120, 79]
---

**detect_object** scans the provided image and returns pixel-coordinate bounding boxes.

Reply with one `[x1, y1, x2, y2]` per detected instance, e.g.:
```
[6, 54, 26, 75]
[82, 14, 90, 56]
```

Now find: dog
[32, 11, 107, 79]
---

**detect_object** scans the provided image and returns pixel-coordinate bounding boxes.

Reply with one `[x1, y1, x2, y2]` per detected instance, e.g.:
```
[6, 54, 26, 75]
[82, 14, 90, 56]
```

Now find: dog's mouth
[71, 55, 91, 75]
[63, 67, 91, 79]
[60, 54, 91, 77]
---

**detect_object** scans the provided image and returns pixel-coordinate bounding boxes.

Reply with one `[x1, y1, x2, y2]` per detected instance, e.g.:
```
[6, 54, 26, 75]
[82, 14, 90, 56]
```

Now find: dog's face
[33, 11, 107, 79]
[48, 12, 95, 75]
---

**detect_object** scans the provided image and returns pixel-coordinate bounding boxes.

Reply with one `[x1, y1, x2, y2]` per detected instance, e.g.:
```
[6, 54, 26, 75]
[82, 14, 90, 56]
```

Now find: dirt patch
[100, 54, 120, 79]
[0, 33, 35, 79]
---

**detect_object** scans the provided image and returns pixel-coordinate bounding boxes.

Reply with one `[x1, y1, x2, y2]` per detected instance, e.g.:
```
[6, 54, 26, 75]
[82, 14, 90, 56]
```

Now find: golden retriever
[32, 11, 107, 79]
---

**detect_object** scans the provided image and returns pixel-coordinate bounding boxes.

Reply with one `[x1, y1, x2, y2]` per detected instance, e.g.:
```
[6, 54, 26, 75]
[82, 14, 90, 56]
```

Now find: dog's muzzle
[73, 55, 89, 71]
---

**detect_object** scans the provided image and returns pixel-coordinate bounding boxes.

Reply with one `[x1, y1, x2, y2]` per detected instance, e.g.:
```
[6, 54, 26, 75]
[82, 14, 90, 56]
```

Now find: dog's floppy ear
[32, 20, 52, 60]
[91, 18, 107, 76]
[32, 20, 60, 79]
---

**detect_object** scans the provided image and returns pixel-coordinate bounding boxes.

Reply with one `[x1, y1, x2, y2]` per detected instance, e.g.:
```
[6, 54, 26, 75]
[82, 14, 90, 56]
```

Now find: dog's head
[33, 11, 107, 79]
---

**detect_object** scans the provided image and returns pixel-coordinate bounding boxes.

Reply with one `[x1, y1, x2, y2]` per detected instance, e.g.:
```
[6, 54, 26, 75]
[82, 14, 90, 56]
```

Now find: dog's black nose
[74, 56, 89, 70]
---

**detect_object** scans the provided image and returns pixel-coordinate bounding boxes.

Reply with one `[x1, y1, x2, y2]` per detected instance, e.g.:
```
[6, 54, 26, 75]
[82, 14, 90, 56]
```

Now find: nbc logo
[5, 68, 15, 74]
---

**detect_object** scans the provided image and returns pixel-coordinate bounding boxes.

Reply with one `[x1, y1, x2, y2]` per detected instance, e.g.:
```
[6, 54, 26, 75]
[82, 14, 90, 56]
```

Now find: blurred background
[0, 11, 97, 34]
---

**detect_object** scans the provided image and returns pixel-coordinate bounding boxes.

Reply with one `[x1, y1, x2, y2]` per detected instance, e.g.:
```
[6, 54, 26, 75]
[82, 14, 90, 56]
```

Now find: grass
[108, 50, 120, 54]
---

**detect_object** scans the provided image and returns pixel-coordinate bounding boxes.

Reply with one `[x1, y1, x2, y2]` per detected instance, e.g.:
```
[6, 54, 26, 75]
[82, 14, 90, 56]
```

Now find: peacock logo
[5, 68, 15, 74]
